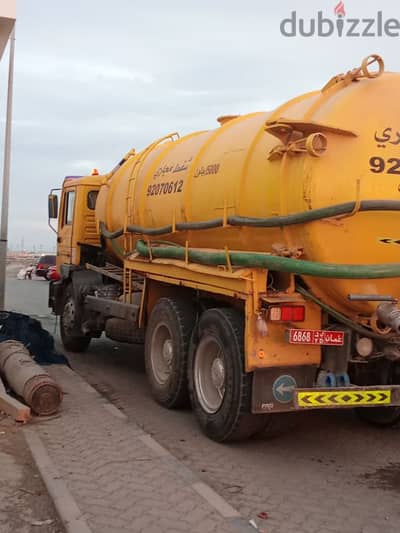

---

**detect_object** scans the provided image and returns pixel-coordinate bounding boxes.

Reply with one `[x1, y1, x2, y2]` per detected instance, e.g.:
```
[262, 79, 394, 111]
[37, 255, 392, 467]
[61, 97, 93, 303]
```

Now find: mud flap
[252, 366, 317, 413]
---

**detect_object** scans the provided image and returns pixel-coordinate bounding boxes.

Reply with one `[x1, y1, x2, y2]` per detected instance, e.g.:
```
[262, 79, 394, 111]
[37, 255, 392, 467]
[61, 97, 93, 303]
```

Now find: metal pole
[0, 26, 15, 310]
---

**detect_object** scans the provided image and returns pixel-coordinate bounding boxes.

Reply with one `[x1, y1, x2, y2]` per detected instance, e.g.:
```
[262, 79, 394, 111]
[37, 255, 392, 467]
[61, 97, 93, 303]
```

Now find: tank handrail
[102, 132, 180, 184]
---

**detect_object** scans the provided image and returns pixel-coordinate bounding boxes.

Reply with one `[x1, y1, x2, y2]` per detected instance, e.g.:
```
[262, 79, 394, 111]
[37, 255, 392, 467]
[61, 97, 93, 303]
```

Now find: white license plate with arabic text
[288, 329, 345, 346]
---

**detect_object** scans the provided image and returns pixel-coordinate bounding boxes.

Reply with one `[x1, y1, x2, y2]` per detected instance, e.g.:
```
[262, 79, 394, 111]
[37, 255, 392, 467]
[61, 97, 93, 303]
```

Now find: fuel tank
[96, 55, 400, 318]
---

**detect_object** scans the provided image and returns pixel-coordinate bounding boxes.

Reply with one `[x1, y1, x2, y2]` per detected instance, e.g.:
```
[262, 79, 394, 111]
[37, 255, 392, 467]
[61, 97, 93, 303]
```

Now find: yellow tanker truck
[48, 55, 400, 441]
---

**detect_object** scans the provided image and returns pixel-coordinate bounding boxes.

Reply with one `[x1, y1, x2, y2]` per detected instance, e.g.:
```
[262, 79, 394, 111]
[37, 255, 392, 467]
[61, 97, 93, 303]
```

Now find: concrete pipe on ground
[0, 340, 63, 415]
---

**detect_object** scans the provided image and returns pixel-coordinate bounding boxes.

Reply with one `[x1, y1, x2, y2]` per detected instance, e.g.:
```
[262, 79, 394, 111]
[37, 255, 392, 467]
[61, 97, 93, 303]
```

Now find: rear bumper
[251, 367, 400, 413]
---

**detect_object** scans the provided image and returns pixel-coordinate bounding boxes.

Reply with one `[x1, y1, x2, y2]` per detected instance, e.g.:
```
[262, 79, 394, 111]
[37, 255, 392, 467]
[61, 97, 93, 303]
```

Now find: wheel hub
[211, 357, 225, 390]
[162, 339, 173, 367]
[63, 299, 76, 334]
[151, 323, 174, 385]
[194, 336, 226, 414]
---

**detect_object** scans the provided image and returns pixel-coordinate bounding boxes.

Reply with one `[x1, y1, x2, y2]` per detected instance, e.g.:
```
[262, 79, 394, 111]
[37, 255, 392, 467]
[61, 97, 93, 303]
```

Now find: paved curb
[26, 364, 255, 533]
[23, 428, 93, 533]
[63, 365, 255, 530]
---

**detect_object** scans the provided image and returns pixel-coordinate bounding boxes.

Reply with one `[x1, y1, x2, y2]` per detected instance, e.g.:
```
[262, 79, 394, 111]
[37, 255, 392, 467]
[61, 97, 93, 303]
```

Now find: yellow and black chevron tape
[297, 390, 391, 408]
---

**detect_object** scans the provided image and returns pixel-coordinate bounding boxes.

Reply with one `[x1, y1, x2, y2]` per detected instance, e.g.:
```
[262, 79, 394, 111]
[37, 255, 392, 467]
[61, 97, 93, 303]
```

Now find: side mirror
[48, 194, 58, 219]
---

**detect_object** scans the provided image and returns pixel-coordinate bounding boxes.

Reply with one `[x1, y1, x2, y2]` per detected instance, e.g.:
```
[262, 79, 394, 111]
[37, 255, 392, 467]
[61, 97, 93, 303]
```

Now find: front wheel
[60, 285, 91, 353]
[188, 308, 268, 442]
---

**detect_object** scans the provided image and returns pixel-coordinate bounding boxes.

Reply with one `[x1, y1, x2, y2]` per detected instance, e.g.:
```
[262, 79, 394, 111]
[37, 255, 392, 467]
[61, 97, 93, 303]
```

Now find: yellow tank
[96, 55, 400, 318]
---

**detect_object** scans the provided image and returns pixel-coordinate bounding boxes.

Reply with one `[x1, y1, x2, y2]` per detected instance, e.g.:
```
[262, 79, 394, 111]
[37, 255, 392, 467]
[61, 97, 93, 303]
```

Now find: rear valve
[376, 302, 400, 334]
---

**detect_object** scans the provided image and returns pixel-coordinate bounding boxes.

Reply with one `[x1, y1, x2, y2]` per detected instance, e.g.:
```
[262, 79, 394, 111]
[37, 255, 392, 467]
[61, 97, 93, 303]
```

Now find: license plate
[288, 329, 345, 346]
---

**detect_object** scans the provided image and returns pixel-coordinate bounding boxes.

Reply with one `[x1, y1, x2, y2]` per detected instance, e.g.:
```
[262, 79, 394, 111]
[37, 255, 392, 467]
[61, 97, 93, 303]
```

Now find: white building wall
[0, 0, 16, 19]
[0, 0, 16, 59]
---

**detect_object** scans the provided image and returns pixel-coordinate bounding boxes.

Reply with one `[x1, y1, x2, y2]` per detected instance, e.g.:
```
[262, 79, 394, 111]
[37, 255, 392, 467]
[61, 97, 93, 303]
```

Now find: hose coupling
[377, 302, 400, 334]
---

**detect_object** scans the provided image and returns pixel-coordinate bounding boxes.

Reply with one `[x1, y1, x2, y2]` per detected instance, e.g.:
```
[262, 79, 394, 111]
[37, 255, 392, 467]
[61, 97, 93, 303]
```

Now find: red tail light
[269, 305, 305, 322]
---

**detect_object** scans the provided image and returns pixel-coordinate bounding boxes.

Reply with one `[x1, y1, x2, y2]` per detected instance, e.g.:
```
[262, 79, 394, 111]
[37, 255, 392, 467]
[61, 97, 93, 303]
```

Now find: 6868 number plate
[288, 329, 345, 346]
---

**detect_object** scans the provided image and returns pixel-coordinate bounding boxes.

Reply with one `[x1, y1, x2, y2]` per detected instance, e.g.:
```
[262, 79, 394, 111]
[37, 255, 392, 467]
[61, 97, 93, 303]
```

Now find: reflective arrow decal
[297, 390, 391, 408]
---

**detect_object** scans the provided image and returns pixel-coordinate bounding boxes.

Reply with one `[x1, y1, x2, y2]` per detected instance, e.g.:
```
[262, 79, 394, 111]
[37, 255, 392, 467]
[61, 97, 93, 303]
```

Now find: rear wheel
[354, 360, 400, 427]
[188, 308, 268, 442]
[145, 297, 196, 409]
[60, 285, 91, 353]
[356, 406, 400, 427]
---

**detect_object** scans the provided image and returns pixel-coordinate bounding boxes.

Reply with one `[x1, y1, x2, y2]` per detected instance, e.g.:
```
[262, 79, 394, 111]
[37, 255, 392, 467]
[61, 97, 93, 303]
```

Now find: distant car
[35, 254, 56, 278]
[45, 265, 61, 281]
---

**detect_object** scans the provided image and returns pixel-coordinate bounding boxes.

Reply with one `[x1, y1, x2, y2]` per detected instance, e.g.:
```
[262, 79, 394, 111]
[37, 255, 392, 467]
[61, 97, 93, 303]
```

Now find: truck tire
[188, 308, 268, 442]
[145, 297, 196, 409]
[60, 285, 91, 353]
[354, 361, 400, 427]
[356, 406, 400, 427]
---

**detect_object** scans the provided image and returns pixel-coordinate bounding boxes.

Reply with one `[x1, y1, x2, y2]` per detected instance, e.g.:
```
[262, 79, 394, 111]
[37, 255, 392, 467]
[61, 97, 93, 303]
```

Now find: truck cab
[49, 175, 102, 273]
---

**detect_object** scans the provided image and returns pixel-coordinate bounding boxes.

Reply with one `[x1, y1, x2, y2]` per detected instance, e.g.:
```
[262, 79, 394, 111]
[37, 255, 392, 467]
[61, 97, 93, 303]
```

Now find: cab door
[57, 187, 76, 267]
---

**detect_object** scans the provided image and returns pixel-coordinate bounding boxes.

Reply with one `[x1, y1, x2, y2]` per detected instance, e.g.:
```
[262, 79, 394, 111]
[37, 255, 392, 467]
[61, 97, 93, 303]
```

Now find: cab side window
[64, 190, 75, 225]
[87, 190, 98, 210]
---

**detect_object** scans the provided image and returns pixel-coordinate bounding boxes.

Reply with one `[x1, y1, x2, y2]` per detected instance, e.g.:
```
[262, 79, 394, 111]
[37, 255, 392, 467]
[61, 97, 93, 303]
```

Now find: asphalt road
[5, 276, 400, 533]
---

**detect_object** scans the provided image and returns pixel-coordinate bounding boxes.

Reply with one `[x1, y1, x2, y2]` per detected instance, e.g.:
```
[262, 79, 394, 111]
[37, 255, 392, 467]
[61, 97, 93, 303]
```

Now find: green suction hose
[135, 240, 400, 279]
[100, 200, 400, 238]
[101, 199, 400, 279]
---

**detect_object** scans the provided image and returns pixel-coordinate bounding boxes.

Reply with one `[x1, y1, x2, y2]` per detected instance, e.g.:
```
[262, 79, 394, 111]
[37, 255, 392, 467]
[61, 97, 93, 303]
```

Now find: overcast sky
[0, 0, 399, 251]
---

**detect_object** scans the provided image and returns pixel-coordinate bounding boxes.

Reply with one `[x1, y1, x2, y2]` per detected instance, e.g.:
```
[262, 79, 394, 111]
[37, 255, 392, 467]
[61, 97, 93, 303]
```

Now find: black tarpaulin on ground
[0, 311, 69, 366]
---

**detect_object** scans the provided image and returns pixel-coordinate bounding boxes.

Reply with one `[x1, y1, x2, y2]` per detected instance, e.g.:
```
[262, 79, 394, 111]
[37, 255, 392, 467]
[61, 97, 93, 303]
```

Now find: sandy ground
[0, 414, 64, 533]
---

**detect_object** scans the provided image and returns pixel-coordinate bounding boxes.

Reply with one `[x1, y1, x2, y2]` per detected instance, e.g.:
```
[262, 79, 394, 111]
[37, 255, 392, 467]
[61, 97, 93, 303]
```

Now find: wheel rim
[150, 322, 174, 385]
[62, 298, 76, 336]
[194, 335, 226, 414]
